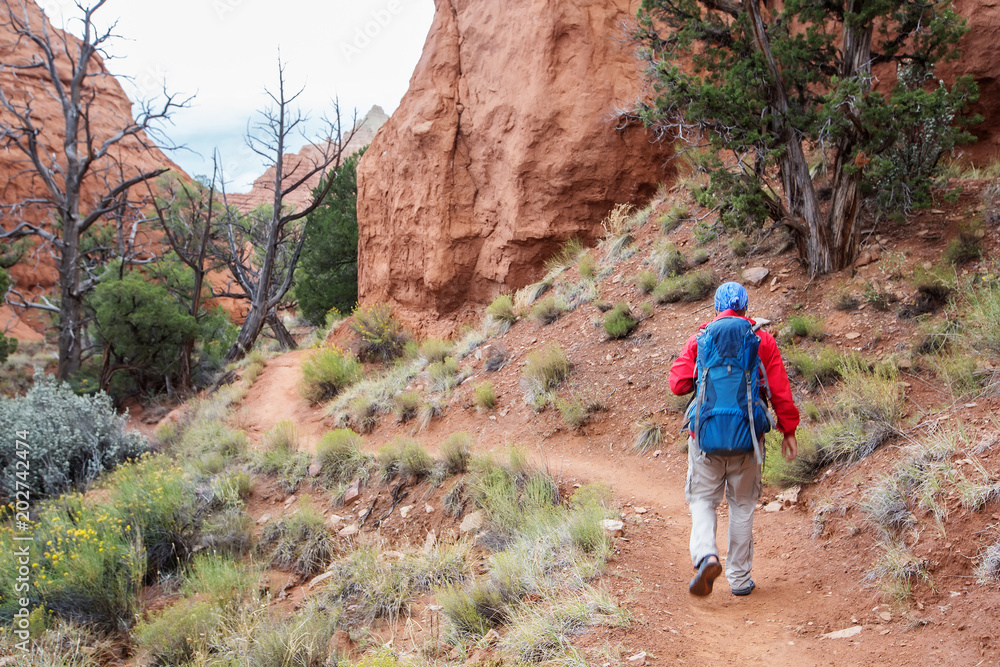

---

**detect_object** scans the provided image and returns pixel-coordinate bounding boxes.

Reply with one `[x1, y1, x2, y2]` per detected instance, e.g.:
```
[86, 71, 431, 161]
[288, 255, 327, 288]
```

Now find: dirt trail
[239, 349, 328, 452]
[239, 349, 976, 666]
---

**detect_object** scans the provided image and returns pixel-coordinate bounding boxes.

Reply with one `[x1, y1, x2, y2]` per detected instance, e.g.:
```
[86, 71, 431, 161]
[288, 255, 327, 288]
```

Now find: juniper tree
[633, 0, 978, 274]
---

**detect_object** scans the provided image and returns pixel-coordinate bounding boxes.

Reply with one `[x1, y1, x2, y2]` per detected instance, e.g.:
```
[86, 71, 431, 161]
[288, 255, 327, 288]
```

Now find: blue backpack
[683, 317, 773, 463]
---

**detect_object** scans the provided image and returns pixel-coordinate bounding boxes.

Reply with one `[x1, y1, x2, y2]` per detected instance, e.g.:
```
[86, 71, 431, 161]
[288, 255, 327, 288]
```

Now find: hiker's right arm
[668, 334, 698, 395]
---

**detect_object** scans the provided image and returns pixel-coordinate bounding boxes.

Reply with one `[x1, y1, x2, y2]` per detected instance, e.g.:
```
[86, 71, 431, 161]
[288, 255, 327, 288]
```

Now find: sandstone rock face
[357, 0, 674, 324]
[228, 106, 388, 214]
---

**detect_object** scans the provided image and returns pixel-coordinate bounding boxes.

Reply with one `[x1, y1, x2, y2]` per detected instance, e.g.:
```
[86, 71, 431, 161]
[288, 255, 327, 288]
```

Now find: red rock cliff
[356, 0, 673, 322]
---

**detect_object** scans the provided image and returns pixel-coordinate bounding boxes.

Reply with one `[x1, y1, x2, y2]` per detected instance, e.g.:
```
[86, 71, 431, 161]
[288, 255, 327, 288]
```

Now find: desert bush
[200, 506, 255, 557]
[474, 381, 496, 410]
[134, 598, 220, 665]
[315, 428, 371, 484]
[258, 504, 335, 576]
[927, 349, 981, 397]
[440, 432, 473, 474]
[651, 240, 686, 278]
[577, 251, 596, 280]
[603, 302, 638, 339]
[728, 234, 749, 257]
[427, 356, 461, 392]
[652, 270, 715, 303]
[0, 373, 146, 501]
[379, 437, 433, 480]
[601, 203, 634, 237]
[976, 542, 1000, 584]
[486, 294, 517, 325]
[863, 280, 898, 311]
[635, 269, 658, 294]
[901, 265, 954, 318]
[530, 295, 568, 325]
[781, 314, 825, 342]
[545, 238, 586, 271]
[633, 419, 665, 453]
[247, 599, 338, 667]
[437, 581, 508, 637]
[784, 346, 844, 388]
[263, 420, 298, 452]
[965, 277, 1000, 354]
[210, 469, 253, 509]
[658, 205, 688, 233]
[180, 553, 260, 607]
[943, 217, 984, 265]
[419, 337, 454, 364]
[606, 232, 635, 261]
[692, 221, 718, 244]
[866, 541, 930, 604]
[393, 390, 422, 422]
[837, 357, 905, 428]
[555, 396, 588, 430]
[690, 248, 710, 265]
[350, 302, 409, 362]
[299, 346, 363, 404]
[522, 344, 570, 407]
[833, 288, 861, 311]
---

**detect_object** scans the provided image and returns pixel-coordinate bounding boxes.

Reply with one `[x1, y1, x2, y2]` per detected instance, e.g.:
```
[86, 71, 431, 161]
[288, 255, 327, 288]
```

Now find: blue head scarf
[714, 282, 749, 312]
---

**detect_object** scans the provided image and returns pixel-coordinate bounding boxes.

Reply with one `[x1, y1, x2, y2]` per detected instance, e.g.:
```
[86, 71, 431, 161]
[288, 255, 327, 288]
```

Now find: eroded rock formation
[356, 0, 673, 322]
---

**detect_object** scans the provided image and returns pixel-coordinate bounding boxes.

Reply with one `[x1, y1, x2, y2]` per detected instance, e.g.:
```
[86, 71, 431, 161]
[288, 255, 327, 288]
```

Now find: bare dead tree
[0, 0, 185, 378]
[217, 62, 359, 361]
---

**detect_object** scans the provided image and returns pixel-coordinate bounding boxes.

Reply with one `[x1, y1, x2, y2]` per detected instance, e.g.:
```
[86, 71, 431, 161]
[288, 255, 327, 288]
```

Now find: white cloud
[34, 0, 434, 189]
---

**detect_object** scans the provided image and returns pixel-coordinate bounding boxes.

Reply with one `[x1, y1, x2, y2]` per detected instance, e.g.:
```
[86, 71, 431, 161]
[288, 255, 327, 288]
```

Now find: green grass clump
[976, 542, 1000, 584]
[635, 269, 658, 294]
[200, 507, 255, 557]
[247, 600, 338, 667]
[209, 468, 253, 508]
[866, 541, 931, 604]
[784, 346, 845, 388]
[943, 218, 984, 265]
[263, 420, 298, 451]
[349, 302, 409, 362]
[927, 349, 981, 398]
[728, 235, 749, 257]
[258, 504, 335, 577]
[690, 248, 710, 265]
[577, 251, 596, 280]
[180, 554, 260, 607]
[863, 280, 897, 311]
[658, 205, 688, 233]
[783, 314, 825, 342]
[419, 337, 454, 364]
[837, 357, 905, 428]
[603, 302, 638, 339]
[692, 221, 717, 244]
[428, 356, 461, 392]
[652, 270, 715, 304]
[392, 390, 422, 422]
[545, 237, 586, 271]
[606, 233, 635, 260]
[440, 432, 473, 474]
[379, 437, 433, 480]
[522, 344, 570, 407]
[299, 347, 363, 404]
[651, 240, 686, 278]
[315, 428, 371, 484]
[486, 294, 517, 324]
[966, 277, 1000, 354]
[134, 598, 220, 665]
[555, 396, 589, 430]
[438, 581, 509, 638]
[474, 381, 496, 410]
[530, 295, 568, 325]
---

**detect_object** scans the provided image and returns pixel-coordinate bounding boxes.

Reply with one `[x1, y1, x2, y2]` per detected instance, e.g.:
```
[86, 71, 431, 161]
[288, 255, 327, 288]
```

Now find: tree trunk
[227, 302, 267, 362]
[56, 216, 83, 380]
[267, 312, 298, 350]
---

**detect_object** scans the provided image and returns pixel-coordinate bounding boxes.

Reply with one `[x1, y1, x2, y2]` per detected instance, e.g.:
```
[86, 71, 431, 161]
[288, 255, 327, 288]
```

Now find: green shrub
[210, 469, 253, 508]
[180, 554, 260, 607]
[603, 302, 638, 339]
[690, 248, 710, 265]
[135, 598, 220, 665]
[438, 581, 508, 637]
[247, 599, 337, 667]
[635, 270, 658, 294]
[0, 373, 147, 501]
[545, 238, 586, 271]
[440, 432, 473, 474]
[837, 357, 905, 428]
[522, 344, 570, 405]
[692, 221, 718, 244]
[555, 396, 588, 429]
[530, 295, 568, 325]
[299, 347, 363, 404]
[928, 349, 981, 397]
[419, 337, 454, 364]
[378, 437, 433, 480]
[943, 218, 984, 265]
[863, 280, 897, 311]
[106, 455, 199, 579]
[658, 205, 688, 233]
[393, 390, 422, 422]
[474, 381, 496, 410]
[427, 356, 461, 392]
[651, 240, 686, 277]
[652, 270, 715, 304]
[258, 504, 335, 576]
[966, 278, 1000, 354]
[263, 420, 298, 452]
[976, 542, 1000, 584]
[728, 235, 749, 257]
[200, 507, 255, 557]
[783, 314, 825, 341]
[577, 251, 596, 280]
[486, 294, 517, 324]
[785, 346, 844, 388]
[349, 302, 409, 362]
[315, 428, 370, 484]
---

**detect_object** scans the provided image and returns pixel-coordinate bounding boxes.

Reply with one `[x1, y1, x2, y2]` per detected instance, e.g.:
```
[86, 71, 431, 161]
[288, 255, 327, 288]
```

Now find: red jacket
[668, 310, 800, 435]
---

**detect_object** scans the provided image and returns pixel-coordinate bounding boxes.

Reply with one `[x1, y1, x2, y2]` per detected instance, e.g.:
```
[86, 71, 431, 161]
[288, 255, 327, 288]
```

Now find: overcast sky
[35, 0, 435, 189]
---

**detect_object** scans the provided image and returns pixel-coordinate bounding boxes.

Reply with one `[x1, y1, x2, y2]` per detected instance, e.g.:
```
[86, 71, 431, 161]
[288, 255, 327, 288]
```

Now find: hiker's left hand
[781, 434, 798, 461]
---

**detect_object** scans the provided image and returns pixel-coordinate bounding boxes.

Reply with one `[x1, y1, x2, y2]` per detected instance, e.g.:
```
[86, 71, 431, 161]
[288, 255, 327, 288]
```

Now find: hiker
[668, 281, 799, 597]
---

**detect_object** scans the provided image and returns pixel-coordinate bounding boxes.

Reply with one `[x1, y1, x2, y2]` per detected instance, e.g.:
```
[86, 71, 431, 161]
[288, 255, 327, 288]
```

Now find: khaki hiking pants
[685, 439, 762, 591]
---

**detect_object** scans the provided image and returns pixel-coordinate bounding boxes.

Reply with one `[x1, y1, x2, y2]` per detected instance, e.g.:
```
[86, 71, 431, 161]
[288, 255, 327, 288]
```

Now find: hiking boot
[688, 555, 722, 596]
[732, 580, 756, 596]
